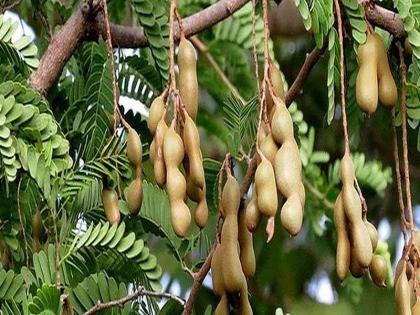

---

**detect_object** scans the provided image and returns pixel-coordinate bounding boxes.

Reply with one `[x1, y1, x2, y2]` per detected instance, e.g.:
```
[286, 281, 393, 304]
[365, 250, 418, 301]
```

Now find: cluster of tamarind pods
[394, 232, 420, 315]
[246, 60, 305, 240]
[211, 173, 255, 315]
[148, 35, 208, 237]
[356, 31, 397, 113]
[102, 127, 143, 224]
[334, 153, 387, 287]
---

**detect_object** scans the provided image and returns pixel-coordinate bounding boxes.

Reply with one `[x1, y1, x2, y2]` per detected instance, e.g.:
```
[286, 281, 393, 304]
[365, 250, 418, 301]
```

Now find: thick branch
[83, 286, 184, 315]
[364, 3, 405, 39]
[29, 0, 248, 94]
[285, 44, 326, 107]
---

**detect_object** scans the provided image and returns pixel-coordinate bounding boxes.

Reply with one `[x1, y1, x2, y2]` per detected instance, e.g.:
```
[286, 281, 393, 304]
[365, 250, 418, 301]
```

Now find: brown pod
[148, 95, 165, 135]
[369, 254, 387, 288]
[127, 128, 142, 166]
[395, 262, 412, 315]
[280, 193, 303, 236]
[149, 139, 156, 164]
[412, 300, 420, 315]
[102, 188, 121, 224]
[356, 33, 379, 114]
[183, 114, 205, 188]
[238, 281, 253, 315]
[274, 139, 301, 198]
[214, 294, 230, 315]
[340, 153, 356, 186]
[342, 184, 373, 268]
[372, 32, 397, 108]
[179, 37, 198, 120]
[271, 104, 294, 145]
[365, 220, 378, 252]
[221, 174, 246, 293]
[186, 171, 203, 202]
[127, 174, 143, 215]
[245, 189, 261, 233]
[32, 208, 42, 241]
[266, 60, 285, 115]
[194, 197, 208, 229]
[154, 120, 168, 187]
[211, 243, 225, 297]
[255, 153, 278, 217]
[334, 193, 350, 281]
[259, 134, 278, 165]
[349, 252, 366, 278]
[238, 210, 256, 278]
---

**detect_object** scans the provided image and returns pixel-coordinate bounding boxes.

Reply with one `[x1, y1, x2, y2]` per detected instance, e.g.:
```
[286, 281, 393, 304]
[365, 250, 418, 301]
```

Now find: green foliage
[68, 272, 130, 314]
[295, 0, 334, 47]
[222, 95, 258, 157]
[342, 0, 368, 45]
[0, 14, 39, 71]
[327, 28, 339, 124]
[28, 285, 62, 315]
[131, 0, 169, 84]
[0, 269, 25, 303]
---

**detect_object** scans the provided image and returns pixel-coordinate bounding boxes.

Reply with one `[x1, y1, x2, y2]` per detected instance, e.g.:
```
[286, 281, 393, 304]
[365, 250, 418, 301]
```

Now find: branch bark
[29, 0, 248, 94]
[364, 3, 405, 39]
[83, 286, 185, 315]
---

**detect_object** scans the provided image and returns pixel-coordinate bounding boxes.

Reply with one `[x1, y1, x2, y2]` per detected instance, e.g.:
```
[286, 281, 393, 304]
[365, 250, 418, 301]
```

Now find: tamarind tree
[0, 0, 419, 314]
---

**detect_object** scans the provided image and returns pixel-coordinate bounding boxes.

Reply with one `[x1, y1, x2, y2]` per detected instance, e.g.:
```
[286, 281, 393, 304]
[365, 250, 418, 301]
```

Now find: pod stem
[100, 0, 130, 132]
[251, 0, 261, 99]
[333, 0, 350, 156]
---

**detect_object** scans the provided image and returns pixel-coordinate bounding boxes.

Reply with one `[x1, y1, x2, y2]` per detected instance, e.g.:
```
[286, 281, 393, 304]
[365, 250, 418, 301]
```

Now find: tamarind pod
[194, 196, 208, 229]
[340, 153, 355, 186]
[238, 210, 256, 278]
[221, 174, 245, 293]
[395, 262, 412, 315]
[102, 188, 121, 224]
[221, 174, 241, 216]
[214, 295, 230, 315]
[412, 300, 420, 315]
[280, 193, 303, 236]
[342, 184, 373, 268]
[163, 127, 185, 166]
[183, 114, 205, 188]
[369, 254, 387, 288]
[274, 140, 302, 198]
[179, 37, 198, 120]
[258, 122, 269, 145]
[334, 193, 350, 281]
[127, 128, 142, 167]
[297, 182, 306, 208]
[271, 104, 294, 145]
[32, 208, 42, 241]
[365, 220, 378, 252]
[127, 174, 143, 215]
[266, 60, 286, 115]
[148, 95, 165, 135]
[395, 258, 413, 285]
[186, 171, 203, 202]
[170, 200, 191, 238]
[154, 120, 168, 187]
[349, 251, 367, 278]
[259, 134, 278, 165]
[238, 281, 253, 315]
[149, 139, 156, 164]
[255, 154, 278, 217]
[408, 231, 420, 262]
[245, 190, 261, 233]
[356, 33, 379, 114]
[372, 33, 397, 108]
[211, 243, 225, 297]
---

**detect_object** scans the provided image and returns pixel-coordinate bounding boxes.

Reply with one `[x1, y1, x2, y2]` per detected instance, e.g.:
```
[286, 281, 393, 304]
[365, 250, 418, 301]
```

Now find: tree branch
[364, 2, 405, 39]
[83, 286, 185, 315]
[285, 43, 326, 107]
[29, 0, 248, 95]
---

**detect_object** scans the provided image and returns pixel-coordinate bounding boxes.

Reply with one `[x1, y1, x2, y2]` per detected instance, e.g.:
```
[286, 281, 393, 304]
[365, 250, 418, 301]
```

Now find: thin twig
[251, 0, 261, 99]
[190, 36, 245, 103]
[392, 108, 408, 245]
[16, 178, 29, 268]
[397, 43, 414, 234]
[334, 0, 350, 155]
[83, 286, 185, 315]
